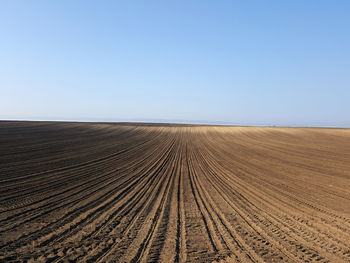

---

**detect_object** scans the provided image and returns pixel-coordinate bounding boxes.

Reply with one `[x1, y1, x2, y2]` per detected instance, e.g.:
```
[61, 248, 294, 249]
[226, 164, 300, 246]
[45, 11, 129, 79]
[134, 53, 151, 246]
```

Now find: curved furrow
[0, 128, 165, 226]
[48, 136, 177, 262]
[113, 133, 180, 263]
[188, 140, 280, 262]
[57, 129, 178, 262]
[0, 126, 151, 201]
[0, 125, 140, 183]
[5, 131, 177, 257]
[202, 131, 350, 229]
[1, 122, 349, 262]
[197, 130, 350, 262]
[180, 142, 230, 262]
[0, 130, 173, 251]
[66, 133, 178, 261]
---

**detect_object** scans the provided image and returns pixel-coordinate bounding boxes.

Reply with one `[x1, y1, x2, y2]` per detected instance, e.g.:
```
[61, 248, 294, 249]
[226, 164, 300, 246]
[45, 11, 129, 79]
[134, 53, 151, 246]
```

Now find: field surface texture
[0, 121, 350, 263]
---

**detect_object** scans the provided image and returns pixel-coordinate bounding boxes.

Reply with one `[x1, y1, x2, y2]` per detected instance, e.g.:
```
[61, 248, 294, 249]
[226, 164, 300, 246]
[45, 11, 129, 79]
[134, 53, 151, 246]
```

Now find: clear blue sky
[1, 1, 349, 127]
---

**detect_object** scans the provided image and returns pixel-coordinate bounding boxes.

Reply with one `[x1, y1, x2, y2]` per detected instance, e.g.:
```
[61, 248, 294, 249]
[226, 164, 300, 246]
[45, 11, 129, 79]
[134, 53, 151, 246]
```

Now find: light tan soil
[0, 121, 349, 262]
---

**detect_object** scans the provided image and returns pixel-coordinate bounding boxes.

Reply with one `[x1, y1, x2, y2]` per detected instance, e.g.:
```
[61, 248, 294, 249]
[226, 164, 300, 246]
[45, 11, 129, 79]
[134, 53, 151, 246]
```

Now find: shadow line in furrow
[37, 135, 177, 249]
[128, 140, 179, 263]
[91, 135, 178, 262]
[54, 139, 176, 263]
[84, 140, 175, 242]
[195, 141, 311, 261]
[187, 142, 266, 263]
[0, 128, 155, 202]
[193, 151, 286, 262]
[0, 135, 175, 251]
[0, 133, 139, 185]
[204, 131, 350, 226]
[0, 131, 165, 228]
[195, 143, 293, 254]
[185, 145, 219, 254]
[174, 145, 187, 263]
[197, 134, 346, 262]
[145, 144, 183, 263]
[75, 133, 179, 262]
[1, 124, 350, 263]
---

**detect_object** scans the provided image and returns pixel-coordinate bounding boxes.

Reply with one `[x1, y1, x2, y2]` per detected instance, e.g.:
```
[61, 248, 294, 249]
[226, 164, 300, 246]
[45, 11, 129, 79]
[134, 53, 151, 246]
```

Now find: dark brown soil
[1, 121, 349, 262]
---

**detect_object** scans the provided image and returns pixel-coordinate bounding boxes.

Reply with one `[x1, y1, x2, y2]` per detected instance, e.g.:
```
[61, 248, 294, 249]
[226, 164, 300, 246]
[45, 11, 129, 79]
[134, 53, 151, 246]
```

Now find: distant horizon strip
[1, 118, 349, 129]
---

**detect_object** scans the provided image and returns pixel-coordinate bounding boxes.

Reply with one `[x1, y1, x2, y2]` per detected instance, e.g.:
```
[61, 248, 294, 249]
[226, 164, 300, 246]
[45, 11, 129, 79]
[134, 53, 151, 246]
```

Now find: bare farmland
[0, 121, 350, 262]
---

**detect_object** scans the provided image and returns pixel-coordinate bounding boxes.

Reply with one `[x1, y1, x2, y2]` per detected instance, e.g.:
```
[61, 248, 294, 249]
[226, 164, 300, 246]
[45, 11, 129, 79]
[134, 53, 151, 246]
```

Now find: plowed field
[1, 121, 350, 262]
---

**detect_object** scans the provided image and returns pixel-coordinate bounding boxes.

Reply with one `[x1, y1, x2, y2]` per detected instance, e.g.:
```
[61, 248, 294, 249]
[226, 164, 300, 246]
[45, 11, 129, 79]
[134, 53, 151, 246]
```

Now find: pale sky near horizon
[1, 1, 349, 127]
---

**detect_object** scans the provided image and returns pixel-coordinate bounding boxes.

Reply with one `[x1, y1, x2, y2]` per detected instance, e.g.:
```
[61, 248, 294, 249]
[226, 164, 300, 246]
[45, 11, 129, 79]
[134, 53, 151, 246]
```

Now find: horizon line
[1, 118, 349, 129]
